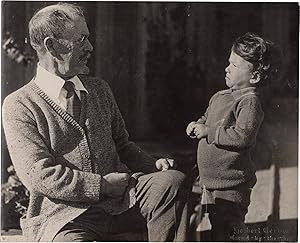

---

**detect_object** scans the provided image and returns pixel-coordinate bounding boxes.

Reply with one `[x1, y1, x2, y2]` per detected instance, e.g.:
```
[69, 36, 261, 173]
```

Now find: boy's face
[225, 51, 254, 90]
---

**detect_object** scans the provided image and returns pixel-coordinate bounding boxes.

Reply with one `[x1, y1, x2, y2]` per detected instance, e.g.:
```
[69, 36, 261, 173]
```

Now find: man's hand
[193, 124, 209, 139]
[101, 172, 130, 198]
[186, 121, 197, 138]
[155, 158, 176, 171]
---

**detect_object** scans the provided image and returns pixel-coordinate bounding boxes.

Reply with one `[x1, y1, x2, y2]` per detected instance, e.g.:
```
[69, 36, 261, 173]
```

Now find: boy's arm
[196, 111, 208, 124]
[196, 92, 218, 124]
[207, 96, 264, 149]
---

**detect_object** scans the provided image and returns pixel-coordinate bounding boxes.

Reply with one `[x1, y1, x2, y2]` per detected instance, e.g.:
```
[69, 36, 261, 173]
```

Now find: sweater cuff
[83, 172, 102, 201]
[141, 160, 159, 173]
[99, 175, 106, 199]
[207, 125, 220, 144]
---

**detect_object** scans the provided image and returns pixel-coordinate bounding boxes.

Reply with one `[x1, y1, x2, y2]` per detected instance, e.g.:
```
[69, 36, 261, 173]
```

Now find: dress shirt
[34, 64, 88, 111]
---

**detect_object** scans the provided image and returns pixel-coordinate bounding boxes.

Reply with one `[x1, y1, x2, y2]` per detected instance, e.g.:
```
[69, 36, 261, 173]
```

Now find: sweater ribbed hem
[199, 172, 256, 190]
[199, 178, 247, 190]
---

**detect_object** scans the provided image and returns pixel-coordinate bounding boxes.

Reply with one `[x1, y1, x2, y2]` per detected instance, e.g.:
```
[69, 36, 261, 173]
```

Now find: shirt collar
[69, 75, 88, 93]
[232, 87, 258, 101]
[219, 87, 258, 100]
[34, 64, 88, 101]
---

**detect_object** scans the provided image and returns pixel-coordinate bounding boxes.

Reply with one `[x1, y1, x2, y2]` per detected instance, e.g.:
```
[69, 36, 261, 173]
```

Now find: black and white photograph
[1, 1, 298, 242]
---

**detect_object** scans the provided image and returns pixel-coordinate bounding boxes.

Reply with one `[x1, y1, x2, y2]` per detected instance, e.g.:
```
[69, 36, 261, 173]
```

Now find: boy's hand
[193, 124, 209, 139]
[155, 158, 176, 171]
[186, 121, 197, 138]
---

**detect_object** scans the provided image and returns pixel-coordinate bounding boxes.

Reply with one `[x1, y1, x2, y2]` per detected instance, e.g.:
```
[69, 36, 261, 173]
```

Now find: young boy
[186, 32, 281, 241]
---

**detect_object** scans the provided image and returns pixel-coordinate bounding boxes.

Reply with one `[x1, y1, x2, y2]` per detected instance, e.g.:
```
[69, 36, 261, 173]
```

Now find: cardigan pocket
[20, 214, 47, 241]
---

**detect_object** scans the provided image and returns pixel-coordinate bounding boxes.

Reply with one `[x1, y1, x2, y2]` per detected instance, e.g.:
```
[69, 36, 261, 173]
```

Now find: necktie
[63, 81, 81, 122]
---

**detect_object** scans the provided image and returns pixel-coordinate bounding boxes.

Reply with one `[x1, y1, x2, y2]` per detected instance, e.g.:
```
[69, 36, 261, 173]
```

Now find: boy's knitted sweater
[2, 76, 156, 241]
[197, 87, 264, 189]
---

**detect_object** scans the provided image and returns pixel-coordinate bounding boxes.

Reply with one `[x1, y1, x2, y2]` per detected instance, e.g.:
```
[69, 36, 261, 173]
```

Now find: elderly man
[2, 3, 188, 242]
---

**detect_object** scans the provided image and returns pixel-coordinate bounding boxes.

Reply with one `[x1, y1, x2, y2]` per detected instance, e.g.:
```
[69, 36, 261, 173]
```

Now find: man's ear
[250, 71, 260, 84]
[44, 37, 57, 57]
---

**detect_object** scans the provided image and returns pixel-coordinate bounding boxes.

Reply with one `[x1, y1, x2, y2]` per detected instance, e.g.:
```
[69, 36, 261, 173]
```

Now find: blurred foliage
[1, 165, 29, 230]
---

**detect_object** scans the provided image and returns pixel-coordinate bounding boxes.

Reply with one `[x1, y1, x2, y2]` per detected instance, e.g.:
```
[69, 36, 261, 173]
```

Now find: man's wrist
[100, 176, 108, 196]
[204, 125, 209, 137]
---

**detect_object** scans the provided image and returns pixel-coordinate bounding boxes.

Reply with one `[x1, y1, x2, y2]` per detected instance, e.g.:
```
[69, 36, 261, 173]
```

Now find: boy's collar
[219, 87, 259, 100]
[232, 87, 258, 101]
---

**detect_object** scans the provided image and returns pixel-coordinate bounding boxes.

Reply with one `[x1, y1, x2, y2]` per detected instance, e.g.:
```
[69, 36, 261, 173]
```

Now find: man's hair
[232, 32, 282, 85]
[29, 3, 85, 53]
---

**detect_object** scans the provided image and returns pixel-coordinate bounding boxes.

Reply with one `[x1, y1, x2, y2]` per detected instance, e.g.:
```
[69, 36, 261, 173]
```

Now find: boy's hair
[29, 3, 85, 54]
[232, 32, 282, 85]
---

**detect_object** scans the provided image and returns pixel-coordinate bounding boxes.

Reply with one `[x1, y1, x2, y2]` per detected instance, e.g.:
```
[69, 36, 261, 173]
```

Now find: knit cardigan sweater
[2, 76, 156, 241]
[197, 87, 264, 190]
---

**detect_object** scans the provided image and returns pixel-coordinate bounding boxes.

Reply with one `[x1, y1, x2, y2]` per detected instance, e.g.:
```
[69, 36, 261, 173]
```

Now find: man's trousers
[53, 169, 189, 241]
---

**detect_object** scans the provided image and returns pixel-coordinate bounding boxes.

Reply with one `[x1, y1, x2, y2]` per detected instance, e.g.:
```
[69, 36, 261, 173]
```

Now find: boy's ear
[250, 71, 260, 84]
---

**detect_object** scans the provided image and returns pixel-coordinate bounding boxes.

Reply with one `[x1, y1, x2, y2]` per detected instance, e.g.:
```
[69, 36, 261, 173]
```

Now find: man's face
[54, 17, 93, 78]
[225, 51, 254, 90]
